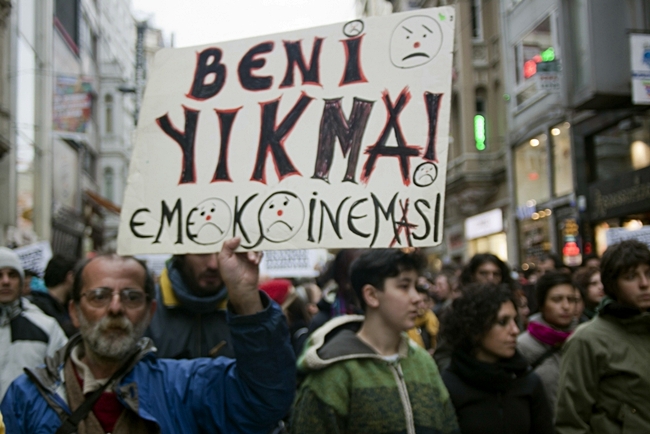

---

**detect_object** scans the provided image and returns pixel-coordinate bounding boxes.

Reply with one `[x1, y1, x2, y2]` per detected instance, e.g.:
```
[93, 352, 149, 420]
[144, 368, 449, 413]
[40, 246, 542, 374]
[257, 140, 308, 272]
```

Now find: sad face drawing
[258, 191, 305, 243]
[390, 15, 443, 69]
[413, 162, 438, 187]
[187, 198, 232, 245]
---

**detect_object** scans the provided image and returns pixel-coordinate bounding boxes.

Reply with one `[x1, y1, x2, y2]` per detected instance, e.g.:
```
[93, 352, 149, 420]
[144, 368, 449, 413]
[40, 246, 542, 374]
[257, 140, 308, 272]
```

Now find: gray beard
[76, 307, 150, 360]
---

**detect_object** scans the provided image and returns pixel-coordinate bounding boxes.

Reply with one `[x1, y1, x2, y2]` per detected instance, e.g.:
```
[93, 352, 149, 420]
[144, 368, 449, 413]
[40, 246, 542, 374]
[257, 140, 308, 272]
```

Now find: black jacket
[441, 350, 553, 434]
[27, 291, 77, 337]
[146, 259, 234, 359]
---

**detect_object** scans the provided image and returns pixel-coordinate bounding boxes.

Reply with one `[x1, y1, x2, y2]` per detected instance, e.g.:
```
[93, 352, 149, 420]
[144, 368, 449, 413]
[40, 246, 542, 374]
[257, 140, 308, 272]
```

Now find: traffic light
[474, 114, 486, 151]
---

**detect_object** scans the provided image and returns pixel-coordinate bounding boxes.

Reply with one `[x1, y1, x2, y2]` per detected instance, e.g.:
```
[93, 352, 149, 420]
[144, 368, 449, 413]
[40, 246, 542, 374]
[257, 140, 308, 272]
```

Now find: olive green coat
[555, 299, 650, 434]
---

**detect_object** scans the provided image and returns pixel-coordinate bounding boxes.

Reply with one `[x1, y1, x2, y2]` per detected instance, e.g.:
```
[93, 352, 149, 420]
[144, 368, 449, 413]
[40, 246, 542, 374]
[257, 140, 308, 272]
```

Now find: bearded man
[0, 238, 296, 434]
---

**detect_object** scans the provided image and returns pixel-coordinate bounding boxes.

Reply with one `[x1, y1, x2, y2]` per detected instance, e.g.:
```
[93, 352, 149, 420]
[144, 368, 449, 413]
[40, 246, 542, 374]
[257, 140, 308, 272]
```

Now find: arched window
[104, 167, 114, 202]
[105, 94, 114, 134]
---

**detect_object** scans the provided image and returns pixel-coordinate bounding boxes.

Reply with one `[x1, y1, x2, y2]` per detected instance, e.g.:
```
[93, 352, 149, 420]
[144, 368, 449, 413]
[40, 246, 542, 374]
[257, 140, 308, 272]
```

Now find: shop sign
[589, 166, 650, 220]
[464, 208, 503, 240]
[53, 76, 93, 133]
[606, 226, 650, 249]
[561, 218, 582, 266]
[117, 8, 456, 254]
[630, 33, 650, 105]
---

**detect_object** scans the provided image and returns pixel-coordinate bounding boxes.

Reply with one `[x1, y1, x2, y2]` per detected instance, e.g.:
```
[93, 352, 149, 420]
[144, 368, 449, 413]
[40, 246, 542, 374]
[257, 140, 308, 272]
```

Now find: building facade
[502, 0, 650, 268]
[0, 0, 142, 260]
[0, 0, 14, 247]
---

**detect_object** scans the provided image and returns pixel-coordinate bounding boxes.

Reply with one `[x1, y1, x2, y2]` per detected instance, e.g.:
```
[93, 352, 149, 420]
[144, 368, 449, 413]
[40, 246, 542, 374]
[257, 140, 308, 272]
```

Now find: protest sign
[260, 249, 329, 278]
[606, 226, 650, 249]
[13, 241, 53, 277]
[118, 7, 455, 254]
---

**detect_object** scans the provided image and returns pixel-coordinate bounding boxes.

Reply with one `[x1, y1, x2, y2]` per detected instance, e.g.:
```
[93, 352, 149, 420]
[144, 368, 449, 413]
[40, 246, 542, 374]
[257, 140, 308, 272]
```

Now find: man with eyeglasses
[0, 238, 296, 434]
[0, 247, 67, 402]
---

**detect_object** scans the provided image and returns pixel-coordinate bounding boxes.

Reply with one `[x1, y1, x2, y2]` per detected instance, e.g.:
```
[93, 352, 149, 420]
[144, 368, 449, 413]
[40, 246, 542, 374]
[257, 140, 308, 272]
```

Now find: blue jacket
[0, 293, 296, 434]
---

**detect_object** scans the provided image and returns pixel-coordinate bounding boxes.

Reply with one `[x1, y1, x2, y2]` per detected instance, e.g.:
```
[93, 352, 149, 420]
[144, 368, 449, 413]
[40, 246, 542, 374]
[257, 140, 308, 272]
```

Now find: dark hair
[535, 270, 574, 311]
[350, 249, 426, 311]
[600, 240, 650, 299]
[459, 253, 514, 289]
[71, 254, 155, 303]
[441, 283, 517, 354]
[43, 255, 77, 287]
[24, 269, 39, 278]
[572, 267, 600, 303]
[317, 249, 364, 290]
[284, 295, 312, 326]
[539, 252, 563, 269]
[582, 253, 600, 266]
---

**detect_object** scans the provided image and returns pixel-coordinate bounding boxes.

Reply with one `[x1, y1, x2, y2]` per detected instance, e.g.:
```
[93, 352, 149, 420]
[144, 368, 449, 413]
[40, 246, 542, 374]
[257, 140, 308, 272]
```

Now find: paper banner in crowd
[13, 241, 53, 277]
[118, 7, 455, 254]
[259, 249, 330, 278]
[606, 226, 650, 249]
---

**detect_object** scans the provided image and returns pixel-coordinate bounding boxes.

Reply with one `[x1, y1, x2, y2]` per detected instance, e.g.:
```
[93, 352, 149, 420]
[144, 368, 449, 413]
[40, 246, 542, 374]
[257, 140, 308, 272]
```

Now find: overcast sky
[132, 0, 359, 47]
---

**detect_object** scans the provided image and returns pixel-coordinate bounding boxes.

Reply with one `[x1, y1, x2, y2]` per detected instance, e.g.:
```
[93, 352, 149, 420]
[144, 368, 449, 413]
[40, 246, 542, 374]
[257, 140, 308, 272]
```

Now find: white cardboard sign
[13, 241, 53, 277]
[118, 7, 455, 254]
[259, 249, 329, 278]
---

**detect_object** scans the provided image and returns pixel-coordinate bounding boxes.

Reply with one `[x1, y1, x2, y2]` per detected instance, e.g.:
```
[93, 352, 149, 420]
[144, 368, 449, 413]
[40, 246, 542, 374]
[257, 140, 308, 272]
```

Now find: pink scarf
[527, 321, 572, 347]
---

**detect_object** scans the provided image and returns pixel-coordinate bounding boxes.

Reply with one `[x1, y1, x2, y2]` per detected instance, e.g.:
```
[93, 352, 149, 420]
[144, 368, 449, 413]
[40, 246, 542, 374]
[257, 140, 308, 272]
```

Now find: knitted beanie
[0, 247, 24, 288]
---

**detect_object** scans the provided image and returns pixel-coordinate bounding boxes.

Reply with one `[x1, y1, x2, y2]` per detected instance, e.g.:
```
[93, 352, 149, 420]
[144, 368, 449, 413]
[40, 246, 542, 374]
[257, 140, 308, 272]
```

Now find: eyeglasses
[80, 288, 149, 309]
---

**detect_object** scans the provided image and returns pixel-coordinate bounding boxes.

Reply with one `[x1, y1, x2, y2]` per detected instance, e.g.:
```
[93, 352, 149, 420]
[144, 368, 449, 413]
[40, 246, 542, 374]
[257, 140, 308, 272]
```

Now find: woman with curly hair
[440, 283, 553, 434]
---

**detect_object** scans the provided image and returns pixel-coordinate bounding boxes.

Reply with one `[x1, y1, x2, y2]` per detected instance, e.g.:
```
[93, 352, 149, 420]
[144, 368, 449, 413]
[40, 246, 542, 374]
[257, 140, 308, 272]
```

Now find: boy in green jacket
[290, 249, 459, 434]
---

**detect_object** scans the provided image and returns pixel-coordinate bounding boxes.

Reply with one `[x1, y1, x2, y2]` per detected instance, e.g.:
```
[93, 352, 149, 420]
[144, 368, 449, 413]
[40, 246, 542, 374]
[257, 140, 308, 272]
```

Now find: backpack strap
[55, 349, 141, 434]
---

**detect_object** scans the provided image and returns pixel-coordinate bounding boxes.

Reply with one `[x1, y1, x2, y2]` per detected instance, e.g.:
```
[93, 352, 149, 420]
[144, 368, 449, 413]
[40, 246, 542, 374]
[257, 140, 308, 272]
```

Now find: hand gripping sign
[117, 7, 455, 255]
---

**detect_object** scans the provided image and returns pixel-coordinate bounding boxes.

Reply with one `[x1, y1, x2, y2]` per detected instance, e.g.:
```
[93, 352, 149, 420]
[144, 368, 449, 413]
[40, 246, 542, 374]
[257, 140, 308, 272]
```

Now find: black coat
[441, 350, 554, 434]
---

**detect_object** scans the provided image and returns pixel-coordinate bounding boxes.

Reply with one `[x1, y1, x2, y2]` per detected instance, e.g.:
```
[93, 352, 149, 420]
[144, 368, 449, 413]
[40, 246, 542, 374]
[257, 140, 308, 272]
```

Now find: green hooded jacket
[290, 315, 459, 434]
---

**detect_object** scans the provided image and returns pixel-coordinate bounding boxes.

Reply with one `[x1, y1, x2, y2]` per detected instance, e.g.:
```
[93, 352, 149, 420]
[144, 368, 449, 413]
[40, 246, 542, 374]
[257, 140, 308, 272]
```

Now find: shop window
[591, 114, 650, 182]
[468, 233, 508, 262]
[519, 217, 552, 266]
[104, 167, 114, 202]
[631, 140, 650, 169]
[105, 94, 113, 134]
[55, 0, 79, 53]
[83, 147, 96, 180]
[471, 0, 483, 41]
[515, 133, 550, 206]
[513, 16, 558, 106]
[552, 122, 573, 197]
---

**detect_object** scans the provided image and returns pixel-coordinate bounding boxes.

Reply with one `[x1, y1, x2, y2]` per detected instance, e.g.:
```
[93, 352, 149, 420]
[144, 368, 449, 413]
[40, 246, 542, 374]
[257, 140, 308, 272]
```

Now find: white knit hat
[0, 247, 24, 287]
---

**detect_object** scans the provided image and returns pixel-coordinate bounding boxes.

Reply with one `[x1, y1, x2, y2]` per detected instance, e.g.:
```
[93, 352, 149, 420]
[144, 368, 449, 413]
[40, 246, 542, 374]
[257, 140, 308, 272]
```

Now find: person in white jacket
[0, 247, 67, 400]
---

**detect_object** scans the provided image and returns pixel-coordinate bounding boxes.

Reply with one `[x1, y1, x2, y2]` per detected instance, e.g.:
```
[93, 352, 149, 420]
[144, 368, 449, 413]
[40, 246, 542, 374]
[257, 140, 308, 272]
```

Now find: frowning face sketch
[413, 162, 438, 187]
[390, 16, 443, 69]
[258, 191, 305, 243]
[187, 198, 231, 245]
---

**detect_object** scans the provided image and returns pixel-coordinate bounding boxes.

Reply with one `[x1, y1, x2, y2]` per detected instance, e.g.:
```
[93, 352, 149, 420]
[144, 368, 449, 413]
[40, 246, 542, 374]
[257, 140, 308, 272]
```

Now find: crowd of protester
[0, 238, 648, 433]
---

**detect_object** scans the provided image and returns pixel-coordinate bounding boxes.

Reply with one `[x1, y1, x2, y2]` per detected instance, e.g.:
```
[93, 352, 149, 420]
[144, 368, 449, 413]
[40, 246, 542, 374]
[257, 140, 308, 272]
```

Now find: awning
[84, 189, 121, 214]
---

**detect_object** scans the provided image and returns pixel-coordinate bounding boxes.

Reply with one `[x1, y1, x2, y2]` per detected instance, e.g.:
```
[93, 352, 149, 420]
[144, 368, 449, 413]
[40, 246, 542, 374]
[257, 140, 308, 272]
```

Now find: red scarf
[527, 321, 572, 347]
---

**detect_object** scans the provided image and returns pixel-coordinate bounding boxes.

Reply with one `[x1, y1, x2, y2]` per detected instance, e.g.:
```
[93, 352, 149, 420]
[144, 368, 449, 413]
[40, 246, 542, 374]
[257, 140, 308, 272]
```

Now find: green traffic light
[474, 114, 486, 151]
[541, 47, 555, 62]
